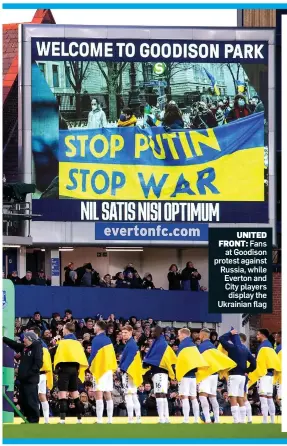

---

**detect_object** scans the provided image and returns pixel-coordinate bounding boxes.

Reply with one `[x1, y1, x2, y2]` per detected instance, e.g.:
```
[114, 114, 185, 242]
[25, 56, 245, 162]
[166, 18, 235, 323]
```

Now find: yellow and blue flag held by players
[196, 340, 236, 383]
[143, 335, 177, 379]
[54, 334, 89, 383]
[176, 337, 208, 382]
[274, 344, 282, 386]
[89, 333, 117, 382]
[41, 341, 53, 390]
[248, 340, 281, 388]
[58, 112, 264, 202]
[119, 337, 144, 388]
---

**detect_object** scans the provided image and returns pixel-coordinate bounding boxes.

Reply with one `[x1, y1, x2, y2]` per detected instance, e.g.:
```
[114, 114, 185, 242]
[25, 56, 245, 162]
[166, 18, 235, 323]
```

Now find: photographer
[192, 102, 217, 129]
[181, 262, 201, 291]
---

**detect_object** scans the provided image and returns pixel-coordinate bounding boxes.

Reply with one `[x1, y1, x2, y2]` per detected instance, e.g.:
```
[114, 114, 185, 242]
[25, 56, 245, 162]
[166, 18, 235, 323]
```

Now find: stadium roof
[3, 9, 55, 104]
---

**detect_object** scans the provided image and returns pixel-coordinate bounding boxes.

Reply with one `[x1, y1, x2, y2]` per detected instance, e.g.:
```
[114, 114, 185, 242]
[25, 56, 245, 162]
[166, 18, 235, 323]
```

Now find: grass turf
[3, 424, 287, 440]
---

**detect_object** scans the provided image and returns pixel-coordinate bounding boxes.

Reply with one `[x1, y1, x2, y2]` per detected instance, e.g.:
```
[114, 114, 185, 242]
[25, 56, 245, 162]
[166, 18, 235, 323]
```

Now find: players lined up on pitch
[3, 324, 281, 425]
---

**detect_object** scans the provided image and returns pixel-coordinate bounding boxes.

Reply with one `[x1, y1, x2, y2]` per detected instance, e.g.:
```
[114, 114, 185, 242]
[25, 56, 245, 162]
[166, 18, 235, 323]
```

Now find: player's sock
[192, 399, 200, 423]
[209, 397, 220, 423]
[96, 399, 104, 423]
[106, 399, 114, 423]
[156, 398, 165, 423]
[125, 394, 134, 422]
[74, 397, 82, 421]
[132, 394, 141, 419]
[163, 398, 170, 422]
[239, 406, 246, 423]
[199, 396, 211, 423]
[59, 398, 68, 422]
[231, 405, 239, 423]
[245, 400, 252, 422]
[267, 398, 276, 423]
[41, 401, 50, 424]
[260, 397, 268, 423]
[182, 398, 190, 423]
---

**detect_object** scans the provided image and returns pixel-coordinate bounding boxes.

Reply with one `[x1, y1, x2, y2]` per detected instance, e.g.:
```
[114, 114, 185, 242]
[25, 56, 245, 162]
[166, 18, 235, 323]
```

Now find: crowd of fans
[5, 261, 206, 292]
[12, 311, 280, 418]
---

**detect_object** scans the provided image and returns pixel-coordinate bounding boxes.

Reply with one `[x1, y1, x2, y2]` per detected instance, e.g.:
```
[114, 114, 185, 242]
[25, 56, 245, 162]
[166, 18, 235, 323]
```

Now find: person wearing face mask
[118, 107, 137, 127]
[227, 94, 251, 122]
[251, 95, 264, 114]
[87, 98, 107, 129]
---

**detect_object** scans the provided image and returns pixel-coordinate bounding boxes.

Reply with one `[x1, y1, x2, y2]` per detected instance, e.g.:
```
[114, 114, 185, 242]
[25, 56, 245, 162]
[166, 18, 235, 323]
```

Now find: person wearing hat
[3, 331, 43, 423]
[35, 270, 48, 286]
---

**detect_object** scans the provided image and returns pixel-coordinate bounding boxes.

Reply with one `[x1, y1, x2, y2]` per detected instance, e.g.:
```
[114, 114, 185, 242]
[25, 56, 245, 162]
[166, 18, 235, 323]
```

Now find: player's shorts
[92, 370, 113, 392]
[57, 365, 79, 392]
[38, 373, 47, 394]
[227, 375, 246, 398]
[198, 374, 218, 395]
[257, 375, 273, 397]
[152, 373, 169, 394]
[122, 373, 138, 395]
[178, 377, 197, 397]
[276, 383, 282, 400]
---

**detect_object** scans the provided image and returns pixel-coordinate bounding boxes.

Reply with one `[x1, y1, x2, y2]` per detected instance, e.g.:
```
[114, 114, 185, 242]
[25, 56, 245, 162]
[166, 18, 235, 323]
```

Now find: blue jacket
[219, 331, 256, 376]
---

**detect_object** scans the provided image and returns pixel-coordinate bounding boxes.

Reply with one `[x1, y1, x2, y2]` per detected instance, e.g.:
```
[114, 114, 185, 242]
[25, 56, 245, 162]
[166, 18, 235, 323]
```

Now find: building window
[38, 63, 46, 79]
[52, 65, 59, 88]
[65, 66, 71, 88]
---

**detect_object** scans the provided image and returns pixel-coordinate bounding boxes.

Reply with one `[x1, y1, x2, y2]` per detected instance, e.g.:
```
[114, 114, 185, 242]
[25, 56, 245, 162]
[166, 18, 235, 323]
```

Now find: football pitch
[3, 418, 287, 442]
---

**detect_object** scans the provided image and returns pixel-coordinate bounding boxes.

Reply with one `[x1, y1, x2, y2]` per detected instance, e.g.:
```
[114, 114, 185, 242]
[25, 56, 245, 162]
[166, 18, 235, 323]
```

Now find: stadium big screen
[20, 26, 275, 245]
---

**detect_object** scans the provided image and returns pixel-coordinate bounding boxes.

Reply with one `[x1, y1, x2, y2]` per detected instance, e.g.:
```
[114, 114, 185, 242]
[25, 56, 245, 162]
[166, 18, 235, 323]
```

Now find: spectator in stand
[114, 332, 125, 355]
[80, 392, 93, 417]
[35, 270, 48, 286]
[26, 311, 49, 333]
[21, 271, 36, 286]
[181, 262, 201, 291]
[129, 316, 137, 328]
[50, 313, 61, 337]
[63, 263, 77, 286]
[81, 319, 94, 337]
[137, 385, 148, 416]
[210, 331, 219, 347]
[132, 272, 143, 289]
[220, 390, 232, 416]
[142, 273, 155, 290]
[63, 309, 74, 323]
[167, 264, 182, 290]
[99, 274, 113, 288]
[7, 270, 21, 285]
[123, 263, 137, 277]
[115, 272, 130, 288]
[107, 324, 116, 343]
[112, 378, 127, 416]
[75, 263, 93, 287]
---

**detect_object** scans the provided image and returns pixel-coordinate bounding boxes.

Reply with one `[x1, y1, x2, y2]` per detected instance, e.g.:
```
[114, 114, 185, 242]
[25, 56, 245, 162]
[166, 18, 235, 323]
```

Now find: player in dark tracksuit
[219, 329, 256, 424]
[3, 331, 43, 423]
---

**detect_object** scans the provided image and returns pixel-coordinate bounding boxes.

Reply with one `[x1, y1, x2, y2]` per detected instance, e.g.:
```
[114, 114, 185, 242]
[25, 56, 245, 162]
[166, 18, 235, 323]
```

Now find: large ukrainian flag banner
[248, 340, 281, 388]
[58, 112, 264, 202]
[274, 345, 282, 385]
[89, 333, 117, 382]
[176, 337, 208, 382]
[144, 335, 177, 379]
[119, 338, 144, 387]
[54, 334, 89, 382]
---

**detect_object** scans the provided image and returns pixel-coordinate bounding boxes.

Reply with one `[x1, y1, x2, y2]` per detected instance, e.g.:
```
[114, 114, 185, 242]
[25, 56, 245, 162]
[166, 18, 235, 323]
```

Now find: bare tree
[64, 61, 90, 118]
[221, 63, 243, 95]
[96, 62, 128, 121]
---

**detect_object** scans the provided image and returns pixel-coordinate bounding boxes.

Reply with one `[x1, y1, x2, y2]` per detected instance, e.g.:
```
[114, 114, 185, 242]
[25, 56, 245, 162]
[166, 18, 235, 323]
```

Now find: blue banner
[51, 258, 60, 276]
[15, 286, 221, 323]
[32, 38, 268, 63]
[95, 222, 208, 241]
